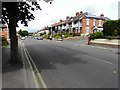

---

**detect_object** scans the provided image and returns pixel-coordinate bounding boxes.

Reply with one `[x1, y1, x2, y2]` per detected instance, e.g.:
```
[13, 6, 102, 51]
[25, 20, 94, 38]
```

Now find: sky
[17, 0, 119, 32]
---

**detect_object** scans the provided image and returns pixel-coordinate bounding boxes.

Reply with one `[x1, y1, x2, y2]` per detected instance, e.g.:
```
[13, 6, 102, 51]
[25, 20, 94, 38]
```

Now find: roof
[52, 20, 66, 27]
[84, 12, 111, 20]
[71, 12, 110, 22]
[62, 19, 69, 24]
[51, 12, 110, 27]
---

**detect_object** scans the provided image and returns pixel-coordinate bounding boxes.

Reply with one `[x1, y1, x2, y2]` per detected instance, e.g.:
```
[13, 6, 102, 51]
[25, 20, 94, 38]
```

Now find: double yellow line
[23, 43, 47, 89]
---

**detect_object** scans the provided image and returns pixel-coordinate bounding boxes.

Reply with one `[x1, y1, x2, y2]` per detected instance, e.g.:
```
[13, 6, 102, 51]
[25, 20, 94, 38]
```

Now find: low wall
[90, 39, 120, 48]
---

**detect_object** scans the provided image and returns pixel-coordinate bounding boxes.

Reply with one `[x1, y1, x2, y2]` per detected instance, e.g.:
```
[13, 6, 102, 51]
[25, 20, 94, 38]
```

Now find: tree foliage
[2, 1, 53, 62]
[18, 29, 29, 36]
[2, 1, 53, 25]
[90, 32, 104, 40]
[103, 20, 120, 36]
[2, 2, 41, 26]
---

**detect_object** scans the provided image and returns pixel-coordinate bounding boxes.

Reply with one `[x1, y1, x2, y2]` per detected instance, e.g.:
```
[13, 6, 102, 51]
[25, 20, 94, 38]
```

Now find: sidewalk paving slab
[2, 47, 25, 88]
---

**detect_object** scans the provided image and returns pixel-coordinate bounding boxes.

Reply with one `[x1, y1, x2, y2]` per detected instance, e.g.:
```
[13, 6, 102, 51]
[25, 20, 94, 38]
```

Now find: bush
[90, 32, 104, 40]
[95, 32, 104, 39]
[64, 33, 74, 38]
[113, 30, 118, 36]
[104, 36, 120, 40]
[2, 36, 6, 41]
[64, 34, 68, 38]
[53, 34, 62, 38]
[90, 33, 95, 40]
[1, 37, 9, 46]
[70, 33, 75, 37]
[44, 35, 50, 39]
[55, 36, 60, 39]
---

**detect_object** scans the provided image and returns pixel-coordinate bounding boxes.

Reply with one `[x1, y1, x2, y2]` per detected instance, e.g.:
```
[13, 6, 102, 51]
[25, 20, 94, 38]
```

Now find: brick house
[51, 11, 110, 36]
[0, 24, 9, 40]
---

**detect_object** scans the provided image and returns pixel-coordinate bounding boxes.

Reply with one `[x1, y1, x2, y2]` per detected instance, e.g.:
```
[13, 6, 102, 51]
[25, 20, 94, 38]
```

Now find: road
[22, 38, 118, 88]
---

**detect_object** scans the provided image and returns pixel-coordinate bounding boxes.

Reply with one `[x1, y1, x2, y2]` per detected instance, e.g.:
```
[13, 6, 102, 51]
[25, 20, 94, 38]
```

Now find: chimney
[66, 16, 70, 20]
[76, 12, 79, 16]
[85, 12, 88, 15]
[80, 11, 83, 15]
[60, 19, 63, 22]
[100, 13, 104, 17]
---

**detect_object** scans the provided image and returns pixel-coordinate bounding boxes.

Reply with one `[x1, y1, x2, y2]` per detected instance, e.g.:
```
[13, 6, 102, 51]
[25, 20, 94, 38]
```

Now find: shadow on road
[26, 44, 88, 73]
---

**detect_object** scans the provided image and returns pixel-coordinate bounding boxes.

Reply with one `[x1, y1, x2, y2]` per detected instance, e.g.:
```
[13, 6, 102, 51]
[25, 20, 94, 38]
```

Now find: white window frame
[86, 27, 89, 34]
[93, 19, 96, 26]
[98, 20, 102, 27]
[86, 19, 90, 25]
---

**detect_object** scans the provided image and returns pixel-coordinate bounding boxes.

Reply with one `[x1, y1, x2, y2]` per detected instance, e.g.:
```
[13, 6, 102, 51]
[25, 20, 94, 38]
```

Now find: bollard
[88, 35, 91, 45]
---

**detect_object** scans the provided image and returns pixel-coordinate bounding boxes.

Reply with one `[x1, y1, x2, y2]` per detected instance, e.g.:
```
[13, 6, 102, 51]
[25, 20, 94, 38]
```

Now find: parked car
[34, 37, 37, 39]
[21, 37, 25, 40]
[37, 36, 43, 40]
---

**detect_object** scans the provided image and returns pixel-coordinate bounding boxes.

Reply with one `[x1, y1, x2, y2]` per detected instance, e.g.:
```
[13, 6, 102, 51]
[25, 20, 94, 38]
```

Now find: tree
[18, 29, 22, 36]
[2, 1, 53, 62]
[18, 30, 29, 36]
[22, 30, 29, 36]
[103, 20, 119, 36]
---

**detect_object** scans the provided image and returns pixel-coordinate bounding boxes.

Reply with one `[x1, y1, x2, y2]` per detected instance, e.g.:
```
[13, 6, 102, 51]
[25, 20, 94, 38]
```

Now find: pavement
[2, 46, 25, 88]
[2, 40, 40, 89]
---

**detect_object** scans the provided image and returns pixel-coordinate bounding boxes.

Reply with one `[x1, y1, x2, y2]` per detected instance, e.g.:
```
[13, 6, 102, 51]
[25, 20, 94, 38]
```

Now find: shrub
[70, 33, 75, 37]
[90, 32, 104, 40]
[2, 36, 6, 41]
[95, 32, 104, 39]
[113, 30, 118, 36]
[104, 36, 120, 40]
[55, 36, 60, 39]
[53, 34, 62, 38]
[1, 37, 9, 46]
[64, 34, 68, 38]
[64, 33, 73, 38]
[90, 33, 95, 40]
[44, 35, 50, 39]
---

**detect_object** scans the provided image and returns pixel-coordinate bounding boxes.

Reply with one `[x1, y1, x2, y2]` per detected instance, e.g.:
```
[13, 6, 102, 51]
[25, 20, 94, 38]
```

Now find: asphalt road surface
[23, 38, 118, 88]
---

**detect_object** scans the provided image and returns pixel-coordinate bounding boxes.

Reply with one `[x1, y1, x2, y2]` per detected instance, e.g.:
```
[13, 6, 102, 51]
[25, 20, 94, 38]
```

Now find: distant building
[51, 11, 110, 36]
[37, 26, 50, 36]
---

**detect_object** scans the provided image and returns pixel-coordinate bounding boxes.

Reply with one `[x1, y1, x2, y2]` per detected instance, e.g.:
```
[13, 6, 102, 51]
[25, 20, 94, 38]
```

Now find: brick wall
[80, 18, 105, 35]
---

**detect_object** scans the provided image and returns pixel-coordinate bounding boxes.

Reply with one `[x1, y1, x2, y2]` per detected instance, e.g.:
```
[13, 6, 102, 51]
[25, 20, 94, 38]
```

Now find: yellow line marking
[24, 46, 47, 89]
[23, 44, 40, 88]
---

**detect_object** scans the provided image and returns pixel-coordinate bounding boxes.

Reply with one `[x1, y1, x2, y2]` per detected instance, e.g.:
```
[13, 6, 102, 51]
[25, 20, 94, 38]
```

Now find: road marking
[23, 44, 40, 88]
[24, 45, 47, 89]
[83, 54, 113, 65]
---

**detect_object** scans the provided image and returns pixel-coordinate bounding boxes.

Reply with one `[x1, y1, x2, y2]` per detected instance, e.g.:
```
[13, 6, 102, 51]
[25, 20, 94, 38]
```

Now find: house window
[93, 19, 96, 26]
[86, 27, 89, 34]
[86, 19, 90, 25]
[98, 20, 102, 26]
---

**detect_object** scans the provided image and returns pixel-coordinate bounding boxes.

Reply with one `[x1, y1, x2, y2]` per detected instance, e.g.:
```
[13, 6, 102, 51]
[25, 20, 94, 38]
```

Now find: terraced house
[51, 11, 110, 36]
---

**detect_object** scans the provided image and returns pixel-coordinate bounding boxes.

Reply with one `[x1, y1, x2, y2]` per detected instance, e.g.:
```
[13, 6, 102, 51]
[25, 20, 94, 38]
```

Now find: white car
[21, 37, 25, 40]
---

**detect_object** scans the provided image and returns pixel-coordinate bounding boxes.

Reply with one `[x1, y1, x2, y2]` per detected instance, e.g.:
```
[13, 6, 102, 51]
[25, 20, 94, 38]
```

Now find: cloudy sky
[17, 0, 119, 32]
